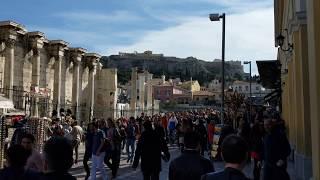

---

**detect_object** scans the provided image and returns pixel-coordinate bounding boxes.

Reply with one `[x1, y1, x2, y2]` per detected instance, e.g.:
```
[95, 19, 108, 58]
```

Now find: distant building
[118, 50, 164, 60]
[208, 79, 222, 91]
[231, 80, 272, 98]
[129, 68, 158, 116]
[177, 79, 200, 92]
[192, 90, 215, 105]
[94, 68, 118, 119]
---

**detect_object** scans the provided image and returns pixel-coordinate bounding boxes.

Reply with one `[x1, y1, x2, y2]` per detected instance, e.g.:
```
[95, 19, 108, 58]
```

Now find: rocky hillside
[101, 52, 244, 85]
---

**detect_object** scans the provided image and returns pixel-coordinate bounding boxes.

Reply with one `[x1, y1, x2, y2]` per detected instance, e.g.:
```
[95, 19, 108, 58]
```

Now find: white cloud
[105, 7, 277, 74]
[54, 10, 144, 23]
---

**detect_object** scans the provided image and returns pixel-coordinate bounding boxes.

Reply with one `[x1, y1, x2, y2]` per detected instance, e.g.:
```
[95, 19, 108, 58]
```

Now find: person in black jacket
[83, 122, 94, 180]
[215, 125, 234, 161]
[0, 144, 40, 180]
[202, 135, 250, 180]
[262, 118, 291, 180]
[169, 131, 214, 180]
[250, 120, 264, 180]
[41, 137, 76, 180]
[132, 120, 169, 180]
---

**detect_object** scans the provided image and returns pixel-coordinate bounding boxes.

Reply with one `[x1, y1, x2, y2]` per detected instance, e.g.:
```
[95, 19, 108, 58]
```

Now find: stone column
[0, 21, 25, 100]
[54, 55, 62, 116]
[4, 39, 15, 100]
[89, 64, 96, 121]
[48, 40, 68, 118]
[137, 73, 145, 111]
[130, 67, 138, 116]
[84, 53, 101, 122]
[145, 72, 153, 111]
[69, 48, 86, 122]
[32, 49, 40, 117]
[28, 32, 44, 117]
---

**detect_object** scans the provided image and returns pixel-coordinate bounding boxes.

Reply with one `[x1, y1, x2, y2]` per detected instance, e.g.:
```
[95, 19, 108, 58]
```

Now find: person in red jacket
[207, 120, 215, 157]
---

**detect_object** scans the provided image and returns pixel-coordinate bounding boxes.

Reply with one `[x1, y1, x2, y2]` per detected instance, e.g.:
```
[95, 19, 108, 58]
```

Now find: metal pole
[249, 62, 252, 123]
[221, 13, 226, 125]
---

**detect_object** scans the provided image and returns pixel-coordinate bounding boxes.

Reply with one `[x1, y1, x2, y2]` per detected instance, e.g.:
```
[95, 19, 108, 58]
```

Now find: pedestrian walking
[215, 125, 234, 161]
[201, 135, 250, 180]
[250, 120, 264, 180]
[169, 131, 214, 180]
[20, 133, 44, 173]
[89, 122, 108, 180]
[263, 118, 291, 180]
[70, 120, 83, 164]
[41, 137, 76, 180]
[83, 122, 94, 180]
[104, 118, 122, 178]
[126, 117, 137, 163]
[119, 118, 127, 152]
[0, 145, 40, 180]
[207, 120, 215, 159]
[195, 119, 208, 156]
[132, 120, 170, 180]
[168, 114, 178, 145]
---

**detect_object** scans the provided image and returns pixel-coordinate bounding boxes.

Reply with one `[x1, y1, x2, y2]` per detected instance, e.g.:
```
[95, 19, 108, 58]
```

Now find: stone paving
[70, 144, 295, 180]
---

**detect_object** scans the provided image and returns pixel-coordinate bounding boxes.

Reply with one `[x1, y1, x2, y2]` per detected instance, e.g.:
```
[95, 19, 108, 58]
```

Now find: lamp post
[209, 13, 226, 124]
[244, 61, 252, 123]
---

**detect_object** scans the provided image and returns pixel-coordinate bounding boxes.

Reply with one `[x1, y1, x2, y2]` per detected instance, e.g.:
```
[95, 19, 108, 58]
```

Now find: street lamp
[244, 61, 252, 123]
[209, 13, 226, 124]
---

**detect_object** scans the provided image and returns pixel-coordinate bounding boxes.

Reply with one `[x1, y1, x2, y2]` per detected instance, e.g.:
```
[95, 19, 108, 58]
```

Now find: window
[166, 90, 171, 96]
[245, 86, 249, 91]
[137, 96, 139, 100]
[256, 86, 260, 91]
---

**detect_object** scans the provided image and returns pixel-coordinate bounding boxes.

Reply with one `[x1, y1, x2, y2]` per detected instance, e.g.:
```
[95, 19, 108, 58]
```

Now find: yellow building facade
[275, 0, 320, 179]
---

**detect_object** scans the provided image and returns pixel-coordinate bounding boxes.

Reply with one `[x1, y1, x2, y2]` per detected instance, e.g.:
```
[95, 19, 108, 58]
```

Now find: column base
[294, 152, 312, 180]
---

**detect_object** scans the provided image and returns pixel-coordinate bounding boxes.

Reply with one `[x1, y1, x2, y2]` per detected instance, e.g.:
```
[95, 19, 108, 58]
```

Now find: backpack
[119, 126, 126, 138]
[113, 128, 122, 144]
[168, 121, 176, 130]
[126, 124, 135, 139]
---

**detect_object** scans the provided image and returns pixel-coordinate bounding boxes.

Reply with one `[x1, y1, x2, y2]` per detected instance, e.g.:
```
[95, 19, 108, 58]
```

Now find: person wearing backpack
[168, 114, 178, 145]
[102, 118, 122, 178]
[119, 118, 127, 152]
[89, 121, 108, 180]
[126, 117, 136, 163]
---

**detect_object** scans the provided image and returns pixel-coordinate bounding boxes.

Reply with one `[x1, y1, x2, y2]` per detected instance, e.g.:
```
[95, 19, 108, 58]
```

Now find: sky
[0, 0, 277, 75]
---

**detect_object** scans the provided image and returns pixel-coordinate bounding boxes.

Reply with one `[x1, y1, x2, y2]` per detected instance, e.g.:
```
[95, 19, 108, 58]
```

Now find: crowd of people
[0, 107, 291, 180]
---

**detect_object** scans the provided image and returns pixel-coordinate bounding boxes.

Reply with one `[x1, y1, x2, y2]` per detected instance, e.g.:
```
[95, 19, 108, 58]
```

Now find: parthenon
[0, 20, 116, 123]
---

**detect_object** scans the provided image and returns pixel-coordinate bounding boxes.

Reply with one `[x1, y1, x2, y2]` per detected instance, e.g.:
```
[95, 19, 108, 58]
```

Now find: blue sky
[0, 0, 276, 74]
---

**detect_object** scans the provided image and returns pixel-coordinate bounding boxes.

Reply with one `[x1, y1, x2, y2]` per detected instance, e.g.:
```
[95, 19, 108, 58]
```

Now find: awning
[256, 60, 281, 89]
[0, 96, 14, 109]
[264, 89, 281, 102]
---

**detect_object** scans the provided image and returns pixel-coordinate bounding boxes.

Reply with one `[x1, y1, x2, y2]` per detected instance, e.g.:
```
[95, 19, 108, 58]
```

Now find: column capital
[0, 21, 25, 42]
[28, 31, 45, 54]
[69, 47, 86, 64]
[84, 53, 101, 70]
[4, 38, 16, 49]
[48, 40, 68, 59]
